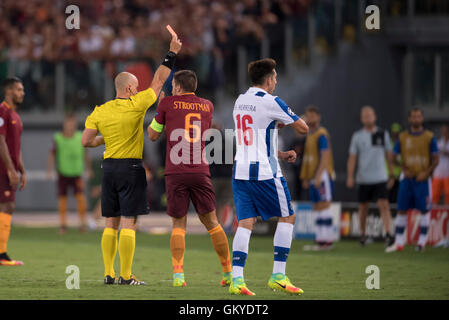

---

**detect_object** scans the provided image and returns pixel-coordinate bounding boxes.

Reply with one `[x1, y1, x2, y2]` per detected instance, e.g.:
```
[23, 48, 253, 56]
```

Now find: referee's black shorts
[101, 158, 150, 217]
[358, 182, 389, 203]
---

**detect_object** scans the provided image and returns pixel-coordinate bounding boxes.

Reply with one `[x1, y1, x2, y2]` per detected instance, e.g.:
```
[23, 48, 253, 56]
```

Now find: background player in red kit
[0, 77, 26, 266]
[148, 70, 232, 288]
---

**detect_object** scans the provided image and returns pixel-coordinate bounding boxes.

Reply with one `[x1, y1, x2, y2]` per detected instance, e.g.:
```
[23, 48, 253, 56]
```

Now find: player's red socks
[208, 225, 232, 273]
[0, 212, 12, 253]
[171, 228, 186, 273]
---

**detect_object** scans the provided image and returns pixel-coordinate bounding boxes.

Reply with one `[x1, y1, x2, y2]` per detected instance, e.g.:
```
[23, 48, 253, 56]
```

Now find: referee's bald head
[115, 72, 139, 98]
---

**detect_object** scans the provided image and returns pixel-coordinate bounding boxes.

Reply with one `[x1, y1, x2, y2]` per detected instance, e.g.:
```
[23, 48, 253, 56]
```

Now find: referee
[346, 106, 395, 247]
[81, 27, 182, 285]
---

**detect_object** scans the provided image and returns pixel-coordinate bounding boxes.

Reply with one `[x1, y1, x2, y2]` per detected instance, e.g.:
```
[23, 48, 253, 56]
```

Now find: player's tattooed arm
[0, 135, 19, 189]
[81, 129, 105, 148]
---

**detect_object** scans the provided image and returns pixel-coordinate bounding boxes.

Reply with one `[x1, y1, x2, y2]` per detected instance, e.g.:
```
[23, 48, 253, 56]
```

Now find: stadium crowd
[0, 0, 316, 109]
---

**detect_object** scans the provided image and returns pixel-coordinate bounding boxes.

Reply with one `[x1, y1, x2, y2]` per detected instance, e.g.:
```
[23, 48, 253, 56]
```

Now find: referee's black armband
[162, 51, 177, 69]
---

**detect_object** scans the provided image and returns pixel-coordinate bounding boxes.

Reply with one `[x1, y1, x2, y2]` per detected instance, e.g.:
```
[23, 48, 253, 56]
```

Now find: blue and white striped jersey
[232, 87, 299, 181]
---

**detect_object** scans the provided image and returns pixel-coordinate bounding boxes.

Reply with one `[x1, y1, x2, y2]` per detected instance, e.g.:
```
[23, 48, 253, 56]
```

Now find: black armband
[162, 51, 177, 69]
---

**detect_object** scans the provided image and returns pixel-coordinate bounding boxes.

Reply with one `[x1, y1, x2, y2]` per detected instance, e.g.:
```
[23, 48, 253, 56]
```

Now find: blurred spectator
[432, 124, 449, 205]
[207, 121, 234, 224]
[288, 129, 306, 200]
[0, 0, 316, 108]
[388, 123, 402, 203]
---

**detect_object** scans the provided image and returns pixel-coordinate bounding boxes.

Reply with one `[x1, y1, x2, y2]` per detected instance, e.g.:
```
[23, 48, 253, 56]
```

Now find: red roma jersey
[0, 101, 23, 174]
[155, 93, 213, 175]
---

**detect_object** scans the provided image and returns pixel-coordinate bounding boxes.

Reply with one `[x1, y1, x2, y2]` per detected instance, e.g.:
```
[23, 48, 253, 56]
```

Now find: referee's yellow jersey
[85, 87, 157, 159]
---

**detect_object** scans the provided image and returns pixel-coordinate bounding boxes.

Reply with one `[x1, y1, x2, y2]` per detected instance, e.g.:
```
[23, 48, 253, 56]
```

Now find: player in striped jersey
[230, 58, 309, 295]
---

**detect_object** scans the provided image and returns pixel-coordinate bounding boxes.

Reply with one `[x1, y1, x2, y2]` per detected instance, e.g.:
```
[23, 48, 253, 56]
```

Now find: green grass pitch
[0, 226, 448, 300]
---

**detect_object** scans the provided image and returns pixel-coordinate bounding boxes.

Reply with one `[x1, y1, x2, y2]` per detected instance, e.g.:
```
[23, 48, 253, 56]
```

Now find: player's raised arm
[150, 25, 182, 97]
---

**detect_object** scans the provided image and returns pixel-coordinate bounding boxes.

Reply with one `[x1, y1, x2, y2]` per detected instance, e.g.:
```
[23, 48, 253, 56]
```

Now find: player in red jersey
[148, 70, 232, 287]
[0, 77, 26, 266]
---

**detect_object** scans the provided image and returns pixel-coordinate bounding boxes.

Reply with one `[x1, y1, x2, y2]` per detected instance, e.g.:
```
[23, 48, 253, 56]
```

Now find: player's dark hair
[248, 58, 276, 85]
[408, 108, 423, 116]
[173, 70, 197, 93]
[305, 105, 321, 115]
[2, 77, 22, 93]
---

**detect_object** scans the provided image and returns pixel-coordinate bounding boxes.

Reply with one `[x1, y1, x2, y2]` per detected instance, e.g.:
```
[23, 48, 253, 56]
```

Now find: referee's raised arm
[150, 25, 182, 97]
[78, 25, 183, 286]
[82, 25, 182, 149]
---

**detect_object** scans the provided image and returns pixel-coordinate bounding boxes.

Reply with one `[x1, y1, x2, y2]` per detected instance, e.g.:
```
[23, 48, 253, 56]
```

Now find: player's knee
[105, 217, 120, 229]
[199, 211, 219, 230]
[238, 217, 256, 230]
[2, 202, 15, 214]
[314, 202, 330, 211]
[359, 202, 369, 209]
[281, 214, 296, 224]
[172, 216, 187, 230]
[121, 216, 137, 230]
[377, 199, 389, 210]
[359, 202, 369, 213]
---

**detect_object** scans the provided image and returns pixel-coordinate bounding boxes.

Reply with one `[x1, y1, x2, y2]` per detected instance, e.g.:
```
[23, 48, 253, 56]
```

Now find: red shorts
[58, 174, 84, 196]
[0, 173, 15, 203]
[165, 173, 216, 218]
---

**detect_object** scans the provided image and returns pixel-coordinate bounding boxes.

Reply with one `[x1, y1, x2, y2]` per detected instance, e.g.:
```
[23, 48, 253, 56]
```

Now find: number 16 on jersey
[236, 114, 253, 146]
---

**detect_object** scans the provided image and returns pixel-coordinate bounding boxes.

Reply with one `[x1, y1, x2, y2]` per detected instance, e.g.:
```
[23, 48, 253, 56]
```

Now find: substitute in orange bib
[0, 77, 26, 266]
[148, 70, 232, 288]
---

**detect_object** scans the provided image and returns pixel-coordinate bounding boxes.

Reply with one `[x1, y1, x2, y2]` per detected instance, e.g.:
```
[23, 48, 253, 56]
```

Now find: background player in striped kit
[230, 58, 309, 295]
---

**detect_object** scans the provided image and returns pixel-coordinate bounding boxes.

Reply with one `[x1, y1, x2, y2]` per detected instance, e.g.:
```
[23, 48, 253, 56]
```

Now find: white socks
[394, 214, 407, 246]
[273, 222, 294, 275]
[231, 227, 252, 279]
[418, 212, 430, 247]
[315, 208, 333, 244]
